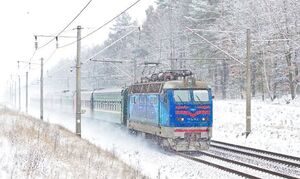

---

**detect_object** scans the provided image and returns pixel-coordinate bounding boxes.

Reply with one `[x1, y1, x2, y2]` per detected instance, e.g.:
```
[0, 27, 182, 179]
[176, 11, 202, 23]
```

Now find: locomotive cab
[161, 80, 213, 150]
[168, 88, 213, 128]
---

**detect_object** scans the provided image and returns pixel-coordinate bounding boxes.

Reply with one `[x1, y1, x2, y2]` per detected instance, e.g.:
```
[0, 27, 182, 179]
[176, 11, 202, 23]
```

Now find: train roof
[128, 79, 210, 94]
[163, 80, 209, 89]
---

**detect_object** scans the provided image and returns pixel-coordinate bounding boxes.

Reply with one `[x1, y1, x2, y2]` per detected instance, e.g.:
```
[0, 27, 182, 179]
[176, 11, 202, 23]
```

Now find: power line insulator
[34, 36, 38, 50]
[55, 36, 59, 48]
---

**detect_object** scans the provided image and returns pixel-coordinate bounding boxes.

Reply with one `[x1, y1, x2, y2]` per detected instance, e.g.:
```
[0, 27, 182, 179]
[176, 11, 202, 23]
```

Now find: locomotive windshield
[173, 89, 209, 103]
[174, 90, 191, 102]
[193, 90, 209, 103]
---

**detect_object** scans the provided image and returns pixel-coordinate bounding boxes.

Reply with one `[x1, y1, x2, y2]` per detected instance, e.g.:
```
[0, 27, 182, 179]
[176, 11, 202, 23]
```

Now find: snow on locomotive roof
[128, 79, 210, 94]
[163, 80, 209, 89]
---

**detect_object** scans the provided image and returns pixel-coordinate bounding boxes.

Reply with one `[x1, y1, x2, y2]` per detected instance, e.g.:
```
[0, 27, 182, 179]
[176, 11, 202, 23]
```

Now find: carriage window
[150, 97, 157, 104]
[132, 97, 136, 104]
[193, 90, 209, 102]
[173, 90, 191, 102]
[140, 96, 145, 104]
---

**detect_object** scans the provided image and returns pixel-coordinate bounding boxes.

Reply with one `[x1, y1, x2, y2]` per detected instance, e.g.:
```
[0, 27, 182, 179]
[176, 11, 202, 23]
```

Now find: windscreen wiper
[176, 95, 183, 103]
[195, 95, 201, 102]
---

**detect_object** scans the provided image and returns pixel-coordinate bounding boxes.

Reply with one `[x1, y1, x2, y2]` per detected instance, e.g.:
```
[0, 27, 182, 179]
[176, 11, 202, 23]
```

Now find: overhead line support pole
[18, 61, 21, 111]
[76, 25, 82, 137]
[245, 29, 251, 137]
[26, 71, 28, 113]
[133, 58, 137, 83]
[14, 80, 17, 108]
[9, 80, 12, 105]
[40, 58, 44, 120]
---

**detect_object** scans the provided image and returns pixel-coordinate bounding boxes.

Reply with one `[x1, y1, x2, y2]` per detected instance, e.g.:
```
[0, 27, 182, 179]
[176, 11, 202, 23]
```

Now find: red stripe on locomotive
[197, 105, 210, 109]
[174, 129, 209, 133]
[175, 106, 189, 109]
[175, 110, 210, 117]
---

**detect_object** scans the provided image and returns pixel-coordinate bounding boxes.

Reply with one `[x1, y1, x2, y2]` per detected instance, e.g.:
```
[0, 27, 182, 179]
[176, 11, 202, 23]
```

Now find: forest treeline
[47, 0, 300, 101]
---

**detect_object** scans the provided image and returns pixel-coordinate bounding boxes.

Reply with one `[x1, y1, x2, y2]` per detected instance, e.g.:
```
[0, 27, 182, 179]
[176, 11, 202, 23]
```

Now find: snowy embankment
[0, 106, 145, 179]
[16, 98, 300, 179]
[213, 98, 300, 156]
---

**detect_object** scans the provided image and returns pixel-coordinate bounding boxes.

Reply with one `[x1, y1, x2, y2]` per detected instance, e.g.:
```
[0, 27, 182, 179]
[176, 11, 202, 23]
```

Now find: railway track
[210, 140, 300, 166]
[177, 152, 261, 178]
[176, 141, 300, 179]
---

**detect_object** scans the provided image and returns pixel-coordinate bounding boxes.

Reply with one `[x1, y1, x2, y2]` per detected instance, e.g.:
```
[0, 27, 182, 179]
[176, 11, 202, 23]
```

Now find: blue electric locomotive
[121, 70, 213, 151]
[47, 70, 213, 151]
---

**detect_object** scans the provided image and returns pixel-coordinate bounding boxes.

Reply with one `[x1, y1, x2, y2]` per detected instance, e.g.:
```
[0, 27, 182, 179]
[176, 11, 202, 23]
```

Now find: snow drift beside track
[0, 106, 145, 178]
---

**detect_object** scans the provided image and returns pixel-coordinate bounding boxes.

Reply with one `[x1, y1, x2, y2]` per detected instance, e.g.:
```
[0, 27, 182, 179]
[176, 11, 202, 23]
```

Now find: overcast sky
[0, 0, 155, 97]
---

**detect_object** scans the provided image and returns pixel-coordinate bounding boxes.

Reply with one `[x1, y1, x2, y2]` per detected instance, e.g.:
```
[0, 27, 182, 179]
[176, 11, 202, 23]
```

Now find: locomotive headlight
[177, 117, 184, 122]
[202, 117, 208, 121]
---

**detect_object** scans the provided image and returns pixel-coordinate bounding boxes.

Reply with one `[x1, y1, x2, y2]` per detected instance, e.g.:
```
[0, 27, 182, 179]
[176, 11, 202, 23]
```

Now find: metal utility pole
[26, 71, 28, 113]
[169, 0, 175, 71]
[76, 25, 82, 137]
[40, 58, 44, 120]
[10, 76, 13, 105]
[14, 80, 17, 108]
[133, 58, 137, 83]
[245, 29, 251, 137]
[67, 77, 69, 90]
[18, 61, 21, 111]
[18, 76, 21, 111]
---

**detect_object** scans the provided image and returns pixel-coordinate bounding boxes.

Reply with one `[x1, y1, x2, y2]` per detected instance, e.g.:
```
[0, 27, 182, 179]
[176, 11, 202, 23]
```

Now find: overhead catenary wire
[58, 0, 142, 49]
[83, 28, 139, 63]
[27, 0, 141, 85]
[47, 28, 140, 84]
[28, 0, 142, 73]
[35, 35, 77, 39]
[28, 50, 37, 63]
[27, 48, 58, 72]
[24, 0, 93, 74]
[79, 27, 140, 79]
[44, 49, 58, 65]
[186, 26, 245, 66]
[36, 0, 93, 51]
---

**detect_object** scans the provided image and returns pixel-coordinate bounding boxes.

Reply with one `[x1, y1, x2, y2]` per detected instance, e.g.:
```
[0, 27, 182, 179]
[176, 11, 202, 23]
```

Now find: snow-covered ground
[213, 98, 300, 157]
[0, 106, 145, 179]
[81, 98, 299, 179]
[26, 105, 241, 179]
[3, 97, 300, 178]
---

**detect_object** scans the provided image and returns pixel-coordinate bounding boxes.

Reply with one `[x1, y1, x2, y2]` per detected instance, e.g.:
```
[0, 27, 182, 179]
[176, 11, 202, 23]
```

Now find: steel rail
[177, 152, 260, 179]
[198, 151, 299, 179]
[211, 140, 300, 162]
[210, 141, 300, 168]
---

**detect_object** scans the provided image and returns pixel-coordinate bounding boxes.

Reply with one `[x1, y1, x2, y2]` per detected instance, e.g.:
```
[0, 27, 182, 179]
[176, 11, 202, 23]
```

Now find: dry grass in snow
[0, 106, 146, 179]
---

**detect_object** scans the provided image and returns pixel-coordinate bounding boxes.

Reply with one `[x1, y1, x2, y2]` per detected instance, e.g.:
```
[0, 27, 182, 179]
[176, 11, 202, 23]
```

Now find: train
[50, 70, 213, 151]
